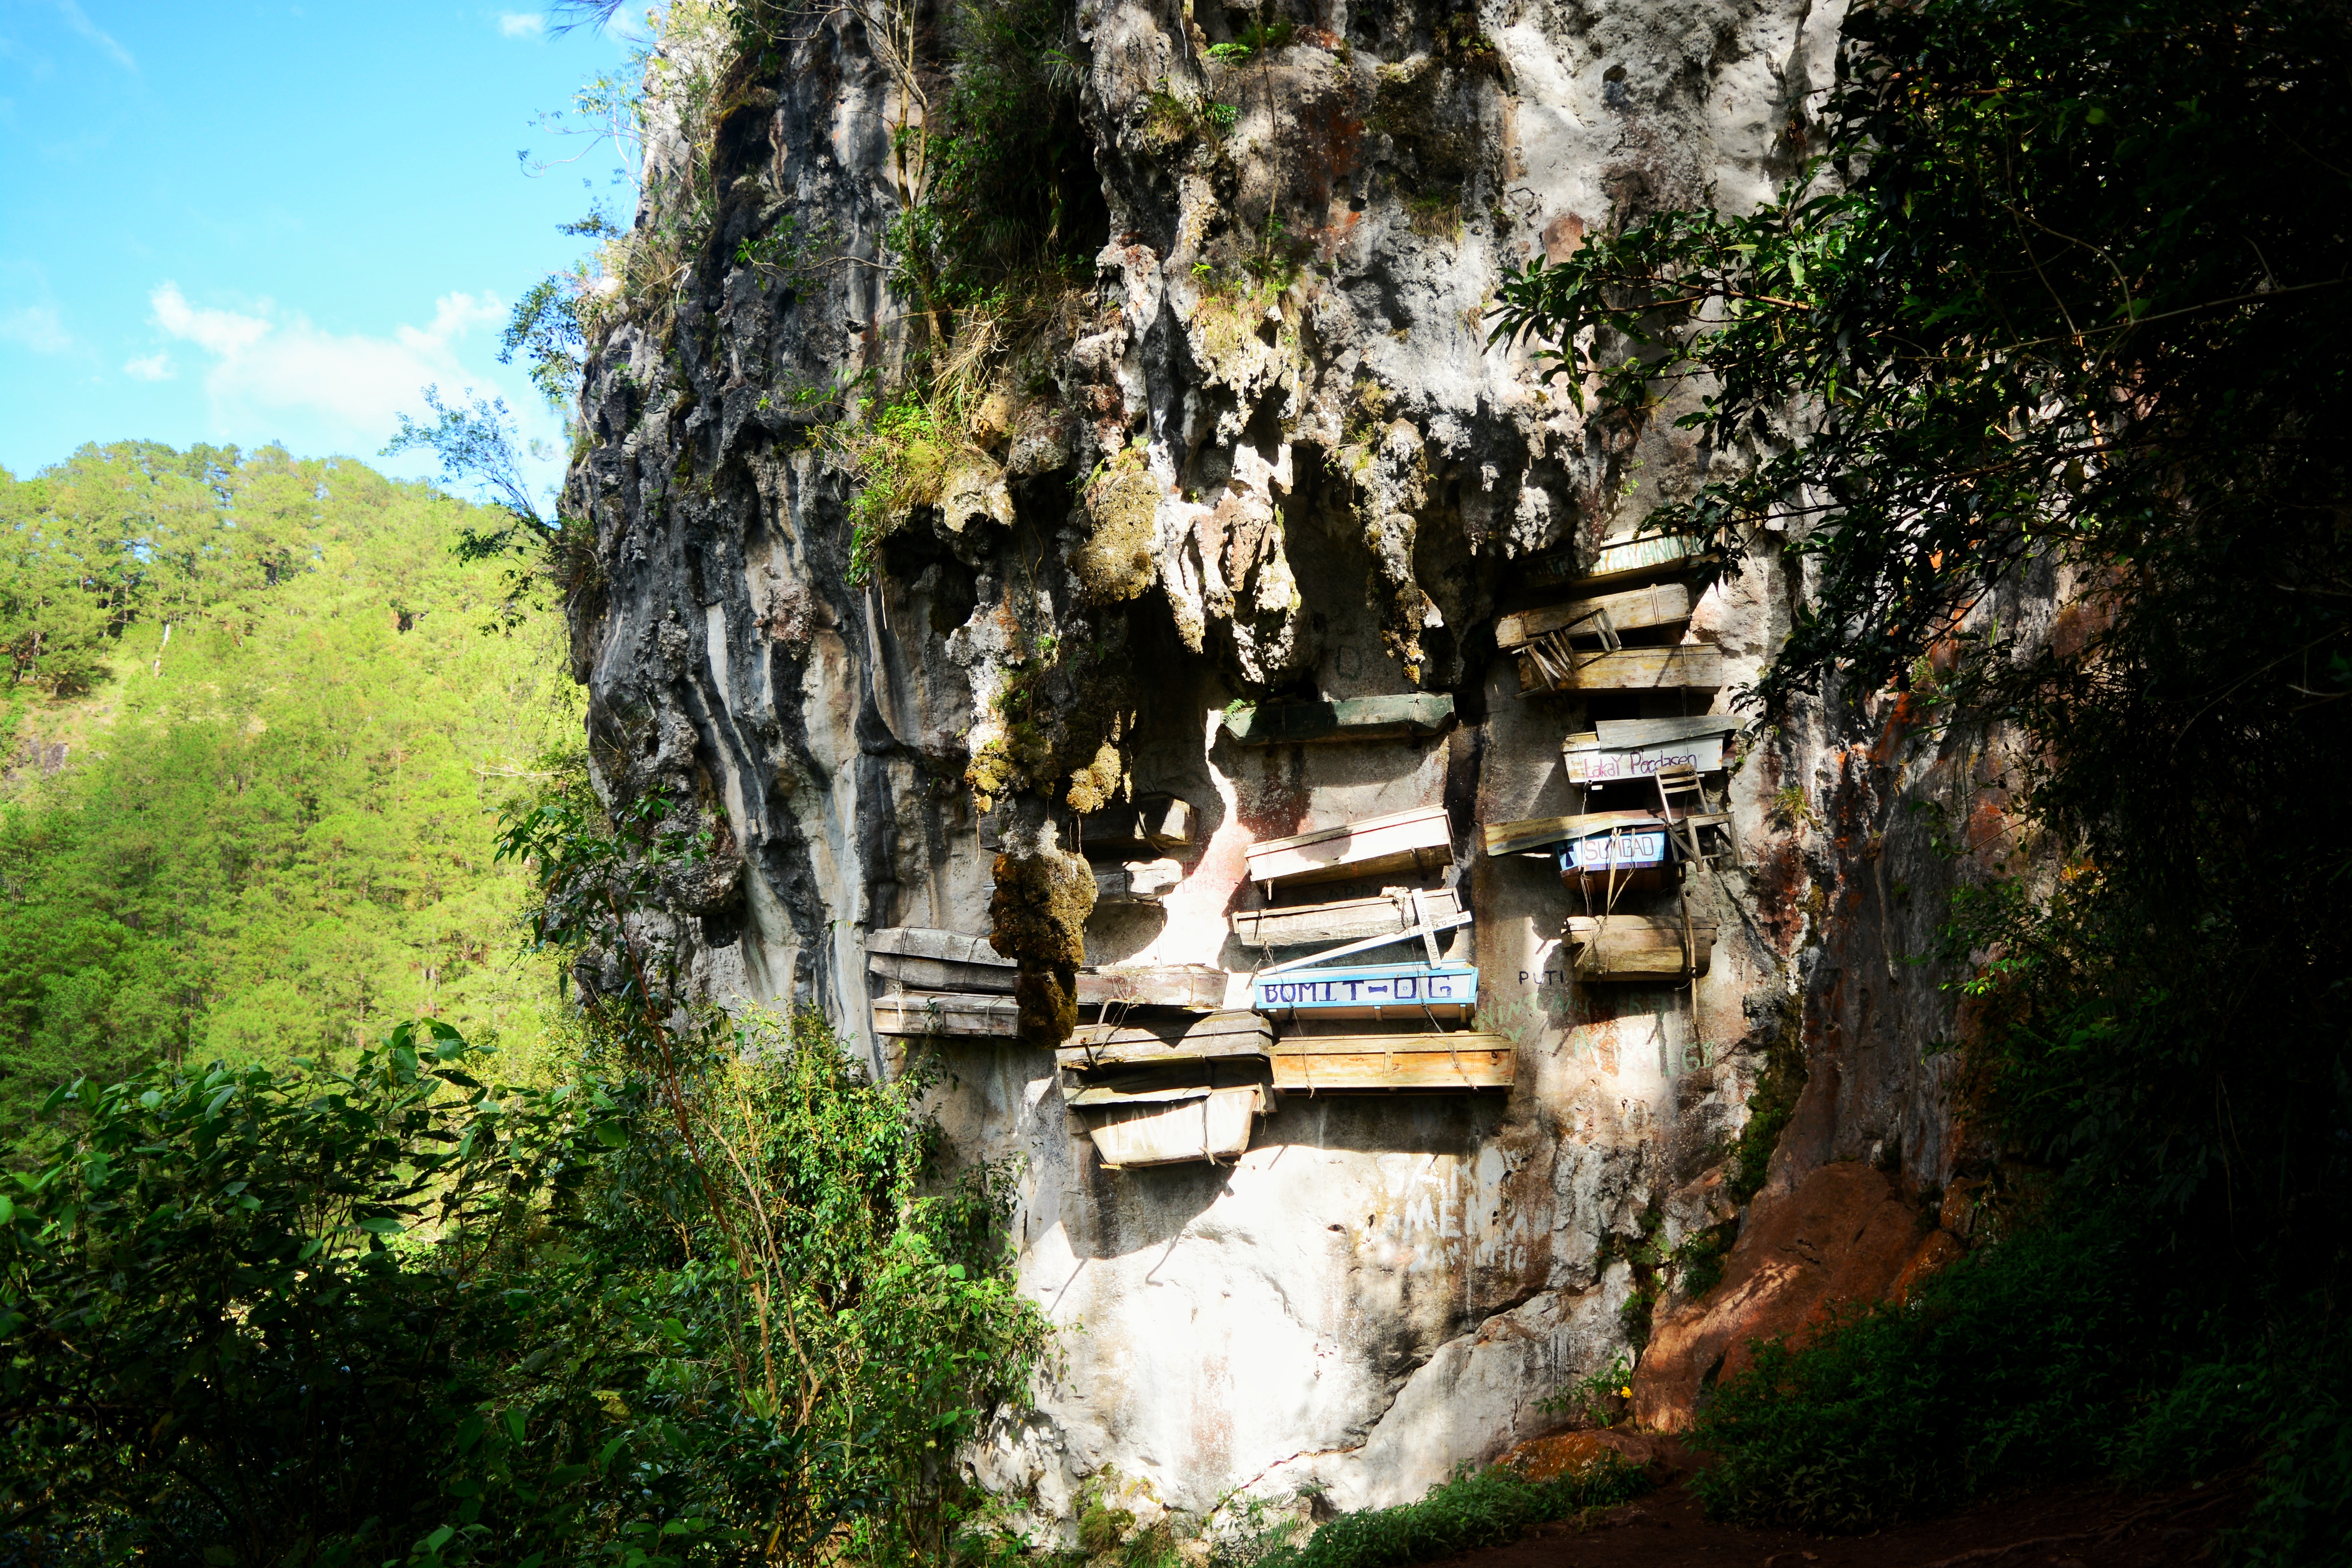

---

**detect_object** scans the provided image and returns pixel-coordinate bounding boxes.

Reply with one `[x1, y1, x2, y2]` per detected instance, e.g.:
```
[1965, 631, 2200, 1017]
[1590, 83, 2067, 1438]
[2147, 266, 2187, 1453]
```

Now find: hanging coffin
[1270, 1031, 1516, 1092]
[1495, 583, 1694, 653]
[867, 928, 1015, 994]
[1232, 885, 1465, 948]
[1558, 828, 1674, 892]
[1251, 960, 1478, 1021]
[1078, 793, 1197, 856]
[1564, 915, 1718, 979]
[1220, 693, 1456, 745]
[1562, 715, 1740, 786]
[1059, 1009, 1274, 1071]
[1095, 858, 1185, 906]
[1245, 805, 1453, 890]
[1076, 964, 1227, 1011]
[1077, 1083, 1269, 1167]
[1518, 642, 1725, 695]
[871, 991, 1021, 1038]
[1485, 809, 1663, 858]
[1527, 532, 1715, 593]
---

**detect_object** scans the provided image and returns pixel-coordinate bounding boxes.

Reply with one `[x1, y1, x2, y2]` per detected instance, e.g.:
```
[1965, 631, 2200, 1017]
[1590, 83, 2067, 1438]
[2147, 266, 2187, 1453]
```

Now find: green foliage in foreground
[1692, 1216, 2350, 1559]
[1250, 1459, 1652, 1568]
[0, 1003, 1050, 1568]
[0, 442, 577, 1127]
[1495, 0, 2349, 1555]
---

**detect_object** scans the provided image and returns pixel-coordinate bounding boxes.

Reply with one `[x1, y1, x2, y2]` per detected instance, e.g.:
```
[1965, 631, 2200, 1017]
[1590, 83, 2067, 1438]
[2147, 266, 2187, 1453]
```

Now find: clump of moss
[1071, 445, 1162, 603]
[1727, 994, 1809, 1205]
[1065, 736, 1127, 815]
[989, 845, 1094, 1044]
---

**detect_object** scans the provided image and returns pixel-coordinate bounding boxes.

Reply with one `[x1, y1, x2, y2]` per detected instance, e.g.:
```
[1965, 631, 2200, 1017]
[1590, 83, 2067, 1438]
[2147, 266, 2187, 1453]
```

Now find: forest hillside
[0, 442, 574, 1136]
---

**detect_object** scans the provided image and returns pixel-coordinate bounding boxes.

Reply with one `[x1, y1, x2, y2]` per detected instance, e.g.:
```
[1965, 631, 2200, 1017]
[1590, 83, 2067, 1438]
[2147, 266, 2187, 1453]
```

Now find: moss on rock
[1071, 448, 1162, 603]
[989, 845, 1095, 1044]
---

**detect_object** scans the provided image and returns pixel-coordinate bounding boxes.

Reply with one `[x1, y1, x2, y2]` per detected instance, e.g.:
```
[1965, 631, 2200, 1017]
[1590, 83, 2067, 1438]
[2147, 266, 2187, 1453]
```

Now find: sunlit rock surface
[560, 0, 2033, 1535]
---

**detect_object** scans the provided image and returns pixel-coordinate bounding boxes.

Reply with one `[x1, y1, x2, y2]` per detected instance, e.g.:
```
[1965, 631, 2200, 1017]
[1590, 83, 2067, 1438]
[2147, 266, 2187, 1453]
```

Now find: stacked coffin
[1495, 538, 1721, 698]
[867, 927, 1227, 1041]
[1234, 806, 1514, 1092]
[1081, 791, 1195, 907]
[1057, 1010, 1276, 1167]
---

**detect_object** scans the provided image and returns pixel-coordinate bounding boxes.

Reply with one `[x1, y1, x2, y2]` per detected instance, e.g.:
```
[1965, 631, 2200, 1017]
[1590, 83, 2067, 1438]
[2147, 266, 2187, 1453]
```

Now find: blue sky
[0, 2, 642, 500]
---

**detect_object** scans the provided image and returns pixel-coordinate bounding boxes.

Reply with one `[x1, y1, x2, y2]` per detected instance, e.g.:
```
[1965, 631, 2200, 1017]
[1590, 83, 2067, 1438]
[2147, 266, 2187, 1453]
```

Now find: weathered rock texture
[559, 0, 2042, 1540]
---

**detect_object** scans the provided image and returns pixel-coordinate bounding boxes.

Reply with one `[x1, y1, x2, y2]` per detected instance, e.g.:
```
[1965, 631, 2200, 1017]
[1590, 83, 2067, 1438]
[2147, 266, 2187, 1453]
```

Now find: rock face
[558, 0, 2042, 1538]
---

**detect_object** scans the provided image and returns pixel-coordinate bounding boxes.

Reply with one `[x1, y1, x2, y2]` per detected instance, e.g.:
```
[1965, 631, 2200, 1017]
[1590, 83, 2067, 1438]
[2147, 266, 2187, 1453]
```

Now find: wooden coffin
[1095, 858, 1185, 905]
[1484, 809, 1663, 858]
[1494, 583, 1692, 652]
[1564, 915, 1717, 979]
[1270, 1032, 1516, 1092]
[1549, 532, 1713, 590]
[1517, 642, 1725, 695]
[1251, 960, 1478, 1021]
[1078, 793, 1196, 857]
[1222, 693, 1455, 745]
[1077, 964, 1226, 1011]
[1080, 1084, 1267, 1168]
[1059, 1009, 1273, 1071]
[1245, 805, 1453, 890]
[1563, 716, 1739, 786]
[872, 991, 1020, 1038]
[1231, 886, 1464, 948]
[867, 927, 1014, 994]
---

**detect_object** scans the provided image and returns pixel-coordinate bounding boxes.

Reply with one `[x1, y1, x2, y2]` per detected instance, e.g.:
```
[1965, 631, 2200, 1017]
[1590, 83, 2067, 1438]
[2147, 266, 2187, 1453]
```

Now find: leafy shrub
[1690, 1224, 2149, 1530]
[1254, 1458, 1652, 1568]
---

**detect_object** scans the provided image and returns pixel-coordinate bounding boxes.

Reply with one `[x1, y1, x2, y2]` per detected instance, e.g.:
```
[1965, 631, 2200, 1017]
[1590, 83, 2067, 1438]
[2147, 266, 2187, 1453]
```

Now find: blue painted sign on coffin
[1252, 961, 1479, 1021]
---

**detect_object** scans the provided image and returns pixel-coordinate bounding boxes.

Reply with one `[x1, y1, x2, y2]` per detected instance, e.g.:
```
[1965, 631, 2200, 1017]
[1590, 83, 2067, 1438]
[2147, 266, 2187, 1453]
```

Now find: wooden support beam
[1517, 643, 1725, 694]
[1494, 583, 1692, 651]
[1270, 1032, 1516, 1092]
[1221, 693, 1456, 745]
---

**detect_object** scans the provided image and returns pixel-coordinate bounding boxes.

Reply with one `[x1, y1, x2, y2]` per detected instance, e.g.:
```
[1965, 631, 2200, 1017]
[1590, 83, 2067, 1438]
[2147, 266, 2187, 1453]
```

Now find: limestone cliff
[558, 0, 2035, 1538]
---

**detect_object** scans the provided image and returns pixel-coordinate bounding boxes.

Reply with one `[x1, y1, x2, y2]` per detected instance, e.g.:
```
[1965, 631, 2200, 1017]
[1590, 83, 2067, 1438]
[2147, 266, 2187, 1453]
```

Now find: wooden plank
[1484, 810, 1660, 857]
[1246, 805, 1452, 889]
[1222, 693, 1455, 745]
[869, 953, 1018, 994]
[1083, 1084, 1265, 1167]
[1059, 1010, 1274, 1070]
[1592, 715, 1743, 748]
[1078, 793, 1197, 856]
[869, 927, 1007, 965]
[1064, 1055, 1272, 1102]
[1562, 732, 1728, 786]
[1270, 1032, 1515, 1092]
[1566, 915, 1721, 941]
[871, 992, 1020, 1038]
[1077, 964, 1226, 1011]
[1517, 643, 1725, 694]
[1251, 961, 1477, 1020]
[1232, 886, 1462, 947]
[1574, 533, 1713, 590]
[1095, 859, 1184, 905]
[1494, 584, 1692, 651]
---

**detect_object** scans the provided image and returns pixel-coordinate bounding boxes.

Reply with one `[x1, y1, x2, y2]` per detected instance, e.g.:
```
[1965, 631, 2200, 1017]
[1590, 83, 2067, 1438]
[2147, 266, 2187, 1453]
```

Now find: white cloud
[56, 1, 134, 70]
[0, 304, 73, 354]
[498, 12, 546, 37]
[147, 280, 508, 443]
[122, 350, 173, 381]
